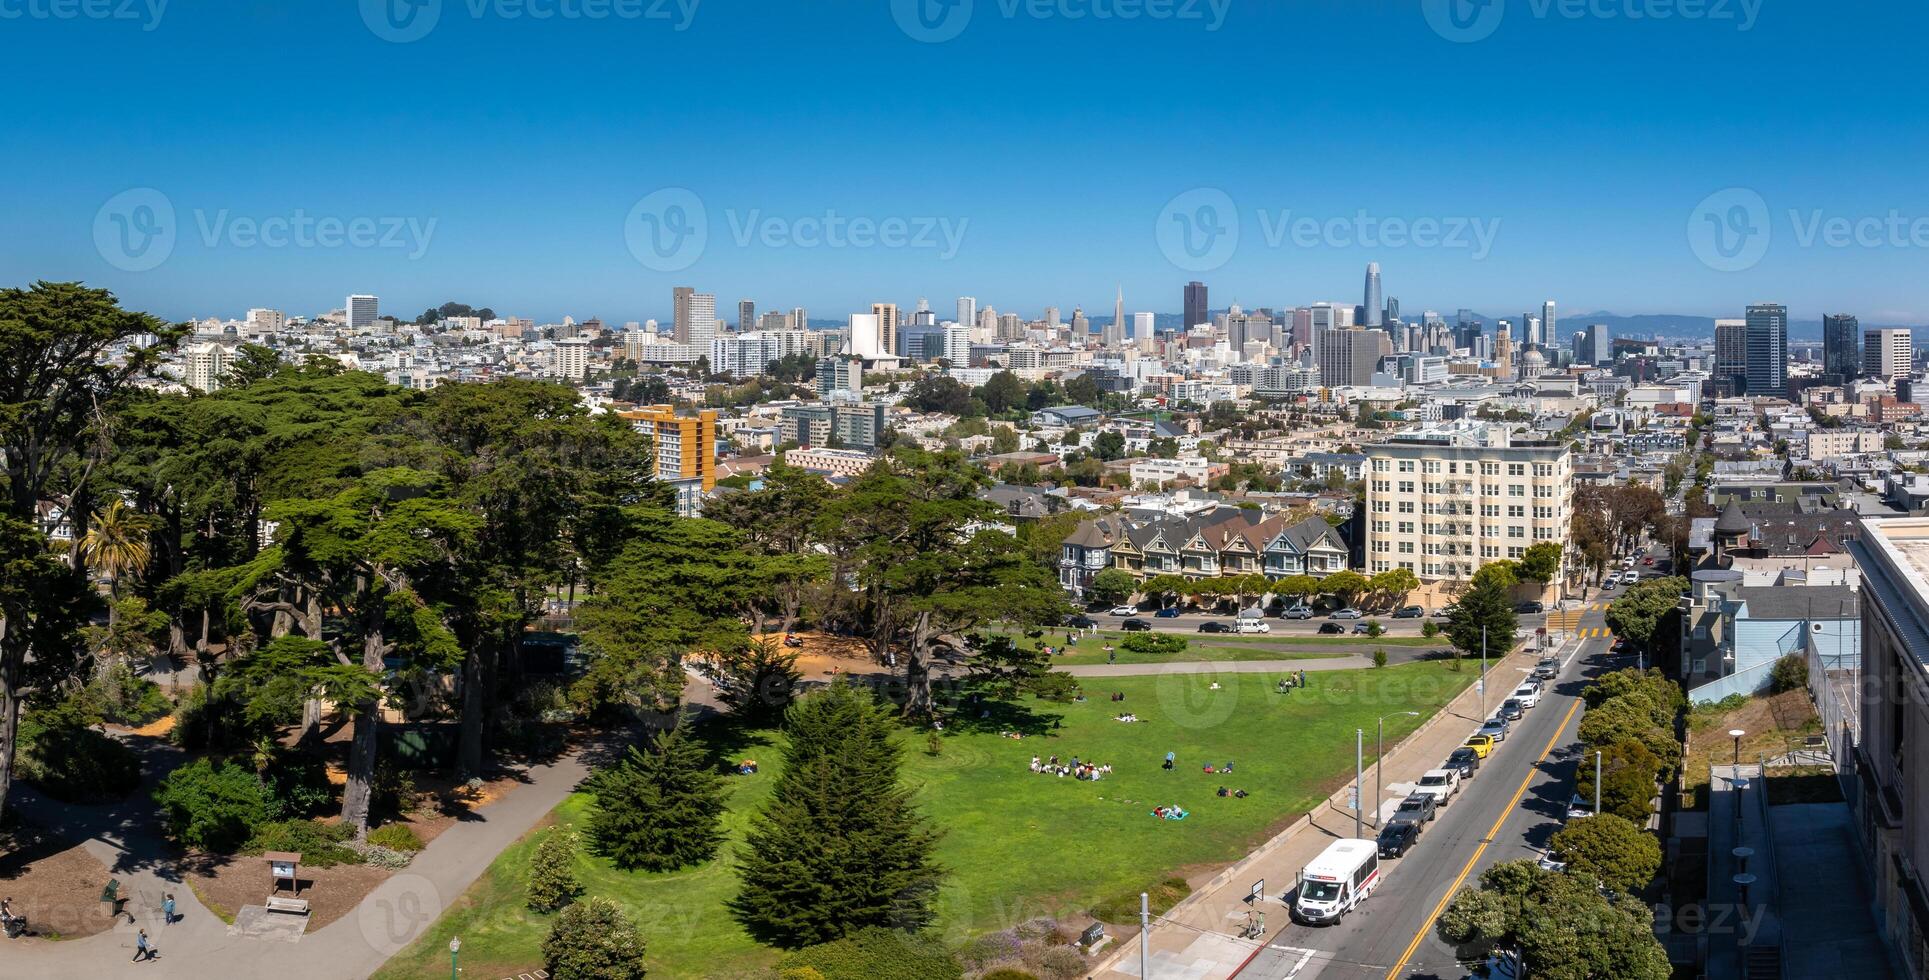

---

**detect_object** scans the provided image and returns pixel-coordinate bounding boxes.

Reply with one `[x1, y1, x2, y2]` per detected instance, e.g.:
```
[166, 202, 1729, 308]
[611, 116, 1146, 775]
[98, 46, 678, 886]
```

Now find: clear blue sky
[4, 0, 1925, 327]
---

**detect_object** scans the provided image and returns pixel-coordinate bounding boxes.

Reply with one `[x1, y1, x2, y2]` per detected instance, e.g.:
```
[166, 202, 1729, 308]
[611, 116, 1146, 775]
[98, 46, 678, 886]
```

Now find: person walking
[162, 893, 176, 926]
[133, 928, 152, 962]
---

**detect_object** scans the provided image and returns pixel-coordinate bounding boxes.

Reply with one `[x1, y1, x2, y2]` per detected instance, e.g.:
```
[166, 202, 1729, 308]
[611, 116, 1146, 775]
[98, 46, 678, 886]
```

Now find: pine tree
[588, 722, 727, 871]
[729, 680, 945, 948]
[527, 826, 584, 913]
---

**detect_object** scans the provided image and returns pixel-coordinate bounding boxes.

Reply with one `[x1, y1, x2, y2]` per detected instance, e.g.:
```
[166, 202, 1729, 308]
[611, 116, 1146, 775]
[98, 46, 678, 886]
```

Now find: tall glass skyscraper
[1362, 263, 1383, 327]
[1823, 313, 1860, 383]
[1745, 303, 1788, 395]
[1184, 281, 1208, 329]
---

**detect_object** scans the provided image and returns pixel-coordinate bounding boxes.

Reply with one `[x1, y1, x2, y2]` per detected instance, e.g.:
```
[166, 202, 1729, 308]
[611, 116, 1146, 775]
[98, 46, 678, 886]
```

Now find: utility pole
[1354, 728, 1364, 840]
[1595, 750, 1603, 815]
[1480, 625, 1488, 715]
[1139, 893, 1149, 979]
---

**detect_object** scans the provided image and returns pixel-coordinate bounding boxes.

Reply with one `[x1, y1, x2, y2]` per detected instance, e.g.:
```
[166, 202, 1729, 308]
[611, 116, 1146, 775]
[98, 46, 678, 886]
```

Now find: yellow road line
[1383, 694, 1586, 979]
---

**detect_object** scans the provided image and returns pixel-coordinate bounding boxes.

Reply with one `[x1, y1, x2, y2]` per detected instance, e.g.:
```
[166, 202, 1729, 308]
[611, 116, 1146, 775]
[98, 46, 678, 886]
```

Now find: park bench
[265, 896, 310, 916]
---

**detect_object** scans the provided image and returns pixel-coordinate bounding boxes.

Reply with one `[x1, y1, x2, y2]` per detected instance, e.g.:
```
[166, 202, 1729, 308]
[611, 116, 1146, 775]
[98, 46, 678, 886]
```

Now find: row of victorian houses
[1059, 508, 1352, 597]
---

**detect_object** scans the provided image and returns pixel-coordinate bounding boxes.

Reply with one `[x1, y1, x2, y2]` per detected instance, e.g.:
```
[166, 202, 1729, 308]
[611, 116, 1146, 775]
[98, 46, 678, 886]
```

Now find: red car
[1642, 557, 1655, 566]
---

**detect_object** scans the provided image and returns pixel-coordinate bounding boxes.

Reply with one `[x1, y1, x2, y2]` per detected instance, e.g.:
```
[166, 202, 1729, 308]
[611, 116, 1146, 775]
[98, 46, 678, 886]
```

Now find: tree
[1769, 652, 1808, 693]
[1369, 568, 1419, 609]
[1604, 577, 1686, 651]
[1087, 568, 1137, 607]
[1092, 431, 1126, 461]
[977, 371, 1027, 415]
[709, 638, 803, 724]
[731, 681, 944, 947]
[1321, 570, 1368, 608]
[527, 826, 584, 913]
[588, 722, 727, 872]
[1143, 574, 1190, 609]
[1577, 698, 1680, 773]
[1275, 575, 1320, 601]
[1446, 569, 1517, 659]
[1517, 542, 1562, 586]
[1548, 813, 1662, 893]
[543, 897, 649, 980]
[1575, 737, 1661, 823]
[1436, 860, 1669, 980]
[0, 282, 182, 821]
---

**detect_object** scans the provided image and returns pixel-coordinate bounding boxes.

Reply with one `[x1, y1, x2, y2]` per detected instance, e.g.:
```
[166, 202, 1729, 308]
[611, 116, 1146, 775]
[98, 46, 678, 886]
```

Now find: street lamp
[1375, 711, 1422, 828]
[450, 936, 461, 980]
[1728, 729, 1746, 770]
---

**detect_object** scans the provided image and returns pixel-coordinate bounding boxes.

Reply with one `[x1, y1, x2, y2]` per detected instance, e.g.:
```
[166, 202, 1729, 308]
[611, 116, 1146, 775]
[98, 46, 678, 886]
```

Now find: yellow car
[1463, 735, 1496, 758]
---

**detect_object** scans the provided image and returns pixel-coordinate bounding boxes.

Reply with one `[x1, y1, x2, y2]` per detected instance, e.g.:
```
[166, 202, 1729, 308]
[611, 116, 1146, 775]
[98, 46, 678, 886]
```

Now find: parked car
[1621, 556, 1637, 569]
[1513, 600, 1544, 614]
[1537, 850, 1568, 873]
[1432, 605, 1455, 618]
[1600, 578, 1617, 591]
[1108, 605, 1138, 617]
[1199, 621, 1231, 634]
[1329, 608, 1363, 620]
[1120, 618, 1152, 632]
[1445, 746, 1482, 778]
[1234, 619, 1271, 634]
[1499, 698, 1525, 721]
[1512, 684, 1543, 709]
[1065, 614, 1098, 629]
[1533, 657, 1560, 681]
[1351, 622, 1373, 635]
[1462, 734, 1496, 758]
[1280, 603, 1314, 620]
[1391, 792, 1438, 825]
[1154, 606, 1182, 618]
[1392, 605, 1426, 619]
[1415, 768, 1460, 807]
[1643, 556, 1656, 566]
[1318, 622, 1346, 635]
[1620, 570, 1641, 585]
[1377, 820, 1420, 858]
[1478, 717, 1511, 742]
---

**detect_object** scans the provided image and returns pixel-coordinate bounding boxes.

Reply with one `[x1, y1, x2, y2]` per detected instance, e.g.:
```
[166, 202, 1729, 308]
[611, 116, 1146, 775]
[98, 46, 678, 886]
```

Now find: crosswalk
[1577, 626, 1615, 638]
[1544, 602, 1614, 631]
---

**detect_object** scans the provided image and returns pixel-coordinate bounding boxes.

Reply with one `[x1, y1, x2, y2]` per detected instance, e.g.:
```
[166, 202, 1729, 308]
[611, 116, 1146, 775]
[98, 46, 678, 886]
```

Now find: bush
[1373, 649, 1388, 669]
[93, 666, 174, 726]
[527, 827, 584, 913]
[980, 971, 1039, 980]
[1549, 812, 1663, 893]
[1421, 621, 1440, 638]
[15, 710, 141, 803]
[154, 759, 273, 852]
[263, 753, 338, 821]
[244, 819, 362, 867]
[367, 823, 425, 852]
[1090, 877, 1190, 924]
[777, 927, 964, 980]
[1023, 671, 1081, 703]
[542, 897, 648, 980]
[1364, 620, 1384, 638]
[1119, 633, 1187, 656]
[1028, 947, 1085, 980]
[1769, 653, 1808, 694]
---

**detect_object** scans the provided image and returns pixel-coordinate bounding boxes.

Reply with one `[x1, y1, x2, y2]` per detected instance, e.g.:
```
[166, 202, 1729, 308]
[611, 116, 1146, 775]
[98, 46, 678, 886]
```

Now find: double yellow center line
[1382, 695, 1585, 978]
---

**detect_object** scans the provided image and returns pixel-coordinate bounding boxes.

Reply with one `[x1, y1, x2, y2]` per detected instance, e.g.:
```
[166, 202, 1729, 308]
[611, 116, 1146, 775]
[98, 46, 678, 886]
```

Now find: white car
[1234, 619, 1271, 634]
[1108, 605, 1138, 616]
[1511, 684, 1542, 709]
[1621, 556, 1637, 570]
[1415, 768, 1460, 806]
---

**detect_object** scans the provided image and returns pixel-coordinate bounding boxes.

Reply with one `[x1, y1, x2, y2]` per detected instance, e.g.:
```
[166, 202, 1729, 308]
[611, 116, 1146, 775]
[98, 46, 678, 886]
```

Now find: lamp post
[1376, 711, 1422, 828]
[1728, 729, 1746, 769]
[450, 936, 461, 980]
[1354, 728, 1364, 840]
[1595, 750, 1603, 816]
[1479, 625, 1488, 715]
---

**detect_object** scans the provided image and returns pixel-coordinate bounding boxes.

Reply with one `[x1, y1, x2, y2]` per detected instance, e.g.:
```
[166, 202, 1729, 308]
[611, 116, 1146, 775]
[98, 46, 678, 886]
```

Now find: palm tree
[79, 498, 155, 608]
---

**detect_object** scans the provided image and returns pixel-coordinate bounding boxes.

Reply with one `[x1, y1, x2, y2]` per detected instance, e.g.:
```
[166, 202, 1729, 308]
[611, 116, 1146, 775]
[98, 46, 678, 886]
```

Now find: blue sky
[3, 0, 1926, 326]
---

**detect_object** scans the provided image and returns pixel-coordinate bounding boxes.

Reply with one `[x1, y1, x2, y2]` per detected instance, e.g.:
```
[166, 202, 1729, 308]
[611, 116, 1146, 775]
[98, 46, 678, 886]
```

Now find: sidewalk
[1705, 764, 1777, 980]
[1089, 640, 1540, 980]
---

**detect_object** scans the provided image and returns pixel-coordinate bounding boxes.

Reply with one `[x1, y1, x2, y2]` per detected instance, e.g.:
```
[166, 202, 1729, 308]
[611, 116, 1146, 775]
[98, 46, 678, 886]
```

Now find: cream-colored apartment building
[1365, 422, 1572, 582]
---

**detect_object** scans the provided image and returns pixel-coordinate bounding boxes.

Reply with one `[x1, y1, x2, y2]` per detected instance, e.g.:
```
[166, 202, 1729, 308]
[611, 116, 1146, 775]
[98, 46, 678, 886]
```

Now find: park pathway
[0, 732, 615, 980]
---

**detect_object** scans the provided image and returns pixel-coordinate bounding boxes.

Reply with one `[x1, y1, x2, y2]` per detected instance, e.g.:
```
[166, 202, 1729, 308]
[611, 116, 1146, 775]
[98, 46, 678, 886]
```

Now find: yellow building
[620, 404, 716, 514]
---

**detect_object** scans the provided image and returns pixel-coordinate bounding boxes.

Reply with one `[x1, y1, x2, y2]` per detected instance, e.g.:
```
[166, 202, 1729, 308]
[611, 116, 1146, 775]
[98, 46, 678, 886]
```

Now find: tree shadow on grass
[933, 695, 1065, 738]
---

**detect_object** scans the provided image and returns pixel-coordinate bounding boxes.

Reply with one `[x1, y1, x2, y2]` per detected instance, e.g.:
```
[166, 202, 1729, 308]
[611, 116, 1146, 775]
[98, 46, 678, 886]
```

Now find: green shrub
[1023, 671, 1081, 703]
[777, 927, 964, 980]
[1373, 649, 1388, 669]
[85, 666, 174, 726]
[1769, 653, 1808, 694]
[527, 827, 584, 913]
[367, 823, 425, 852]
[542, 897, 648, 980]
[154, 759, 273, 852]
[1119, 633, 1186, 655]
[980, 971, 1039, 980]
[1364, 620, 1384, 638]
[1090, 877, 1190, 924]
[1421, 621, 1440, 638]
[16, 710, 141, 803]
[264, 753, 338, 820]
[244, 819, 362, 867]
[778, 970, 829, 980]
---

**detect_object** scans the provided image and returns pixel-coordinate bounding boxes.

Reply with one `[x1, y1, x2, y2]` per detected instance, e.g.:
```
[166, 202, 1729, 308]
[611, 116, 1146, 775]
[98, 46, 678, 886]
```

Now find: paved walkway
[0, 732, 613, 980]
[1770, 801, 1893, 977]
[1705, 764, 1776, 980]
[1088, 639, 1541, 980]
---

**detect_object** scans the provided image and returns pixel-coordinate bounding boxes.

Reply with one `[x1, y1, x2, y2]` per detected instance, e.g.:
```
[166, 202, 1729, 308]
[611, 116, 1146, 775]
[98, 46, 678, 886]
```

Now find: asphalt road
[1086, 609, 1448, 637]
[1233, 611, 1618, 980]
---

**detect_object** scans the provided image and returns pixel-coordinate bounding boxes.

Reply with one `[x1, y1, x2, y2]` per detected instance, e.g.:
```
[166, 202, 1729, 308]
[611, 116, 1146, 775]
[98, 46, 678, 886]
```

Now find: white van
[1293, 839, 1380, 925]
[1234, 618, 1271, 634]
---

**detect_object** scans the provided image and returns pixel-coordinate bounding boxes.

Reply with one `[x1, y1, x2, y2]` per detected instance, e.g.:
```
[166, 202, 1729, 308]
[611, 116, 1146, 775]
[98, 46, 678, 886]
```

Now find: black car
[1499, 698, 1525, 721]
[1198, 621, 1231, 634]
[1445, 747, 1481, 779]
[1318, 622, 1346, 635]
[1391, 792, 1437, 825]
[1392, 605, 1426, 619]
[1514, 600, 1544, 614]
[1120, 618, 1152, 632]
[1377, 820, 1420, 858]
[1066, 615, 1098, 629]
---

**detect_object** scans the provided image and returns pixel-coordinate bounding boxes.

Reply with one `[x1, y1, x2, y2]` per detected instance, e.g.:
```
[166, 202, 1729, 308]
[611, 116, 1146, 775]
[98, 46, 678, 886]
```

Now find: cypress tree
[588, 722, 728, 871]
[729, 680, 944, 948]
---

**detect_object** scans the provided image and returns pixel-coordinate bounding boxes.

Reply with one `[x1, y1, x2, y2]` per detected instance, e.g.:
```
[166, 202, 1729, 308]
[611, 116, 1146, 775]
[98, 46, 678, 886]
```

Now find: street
[1231, 610, 1618, 980]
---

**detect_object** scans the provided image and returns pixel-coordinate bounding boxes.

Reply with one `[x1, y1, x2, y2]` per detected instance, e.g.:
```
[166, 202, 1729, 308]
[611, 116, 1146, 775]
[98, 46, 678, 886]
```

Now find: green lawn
[375, 661, 1476, 979]
[1033, 629, 1448, 666]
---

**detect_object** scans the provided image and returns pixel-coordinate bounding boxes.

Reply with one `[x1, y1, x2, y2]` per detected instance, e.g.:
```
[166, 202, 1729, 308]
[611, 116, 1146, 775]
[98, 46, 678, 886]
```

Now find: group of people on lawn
[1030, 755, 1111, 780]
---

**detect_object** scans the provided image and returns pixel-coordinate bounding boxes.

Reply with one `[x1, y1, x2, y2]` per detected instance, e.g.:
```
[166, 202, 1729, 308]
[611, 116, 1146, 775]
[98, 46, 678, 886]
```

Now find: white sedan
[1108, 606, 1139, 617]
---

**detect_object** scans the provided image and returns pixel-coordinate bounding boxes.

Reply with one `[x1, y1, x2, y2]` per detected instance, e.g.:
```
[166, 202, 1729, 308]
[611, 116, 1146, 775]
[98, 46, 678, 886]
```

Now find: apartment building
[1364, 422, 1571, 582]
[620, 404, 717, 516]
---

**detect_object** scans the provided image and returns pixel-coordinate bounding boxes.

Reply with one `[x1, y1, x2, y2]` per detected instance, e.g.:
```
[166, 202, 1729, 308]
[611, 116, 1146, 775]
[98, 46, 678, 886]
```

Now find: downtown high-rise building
[870, 302, 900, 356]
[1714, 319, 1748, 393]
[1865, 327, 1913, 380]
[957, 297, 976, 333]
[792, 307, 809, 331]
[674, 287, 718, 348]
[737, 299, 755, 333]
[1362, 263, 1383, 327]
[346, 294, 379, 331]
[1103, 287, 1127, 349]
[1542, 301, 1557, 348]
[1133, 311, 1155, 346]
[1823, 314, 1861, 383]
[1184, 281, 1208, 330]
[1744, 303, 1788, 396]
[1584, 323, 1612, 366]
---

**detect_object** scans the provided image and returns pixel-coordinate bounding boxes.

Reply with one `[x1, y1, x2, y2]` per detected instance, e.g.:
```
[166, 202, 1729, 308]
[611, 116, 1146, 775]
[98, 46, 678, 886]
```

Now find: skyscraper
[1542, 301, 1557, 348]
[737, 299, 755, 333]
[1384, 296, 1400, 326]
[1362, 263, 1383, 327]
[1823, 314, 1861, 383]
[346, 294, 379, 331]
[1133, 311, 1155, 345]
[1184, 281, 1208, 330]
[1744, 303, 1788, 396]
[1865, 327, 1913, 379]
[792, 307, 809, 332]
[674, 288, 717, 349]
[870, 302, 899, 356]
[1714, 319, 1748, 393]
[1585, 323, 1612, 366]
[957, 297, 976, 333]
[1105, 286, 1126, 350]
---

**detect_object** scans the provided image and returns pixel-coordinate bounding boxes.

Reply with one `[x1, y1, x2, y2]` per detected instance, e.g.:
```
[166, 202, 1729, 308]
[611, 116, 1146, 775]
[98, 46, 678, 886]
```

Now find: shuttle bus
[1292, 839, 1380, 925]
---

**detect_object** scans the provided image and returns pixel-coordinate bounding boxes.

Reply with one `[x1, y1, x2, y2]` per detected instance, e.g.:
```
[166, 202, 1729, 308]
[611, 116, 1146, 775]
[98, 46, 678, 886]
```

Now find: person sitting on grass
[1163, 751, 1175, 769]
[1216, 785, 1229, 797]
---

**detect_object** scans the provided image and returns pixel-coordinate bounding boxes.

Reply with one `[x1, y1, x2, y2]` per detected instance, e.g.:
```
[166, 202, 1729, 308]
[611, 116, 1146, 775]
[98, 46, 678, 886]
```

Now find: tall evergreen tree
[588, 722, 727, 872]
[730, 681, 944, 948]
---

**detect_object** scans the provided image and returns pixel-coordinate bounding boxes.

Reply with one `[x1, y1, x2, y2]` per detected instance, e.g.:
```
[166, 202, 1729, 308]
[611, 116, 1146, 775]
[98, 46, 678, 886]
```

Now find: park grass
[1020, 629, 1446, 666]
[374, 661, 1474, 979]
